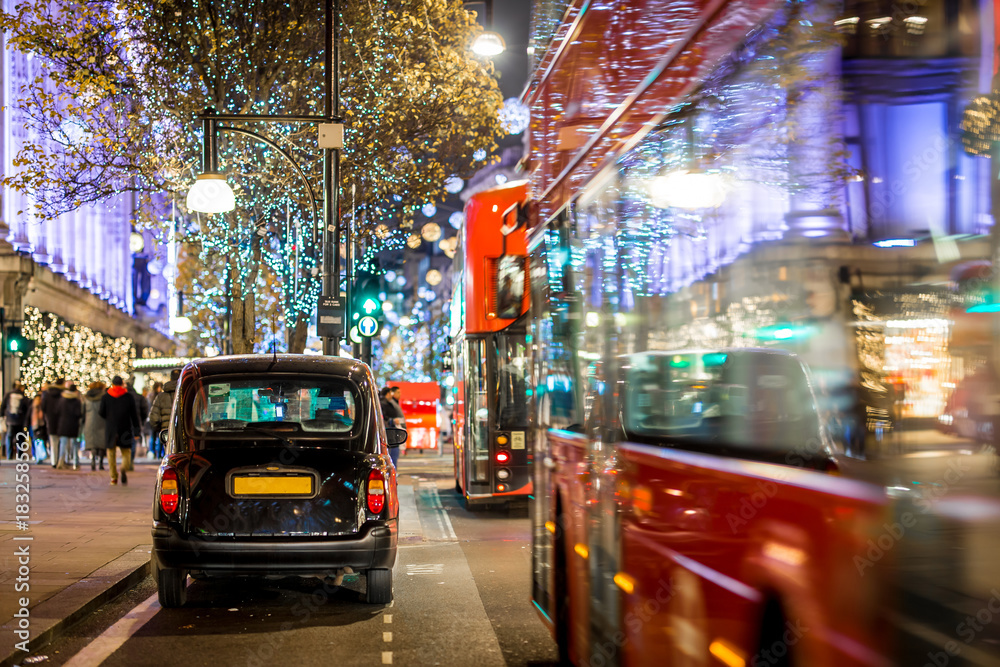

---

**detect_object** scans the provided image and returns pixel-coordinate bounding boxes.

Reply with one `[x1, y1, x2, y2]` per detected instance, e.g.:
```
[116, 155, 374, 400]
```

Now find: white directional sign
[358, 315, 379, 337]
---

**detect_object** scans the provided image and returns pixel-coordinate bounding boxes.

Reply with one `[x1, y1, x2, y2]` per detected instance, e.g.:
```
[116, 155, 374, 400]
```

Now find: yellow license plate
[233, 476, 313, 496]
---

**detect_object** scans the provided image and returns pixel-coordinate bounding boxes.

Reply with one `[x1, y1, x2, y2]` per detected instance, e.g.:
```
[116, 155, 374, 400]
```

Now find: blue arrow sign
[358, 315, 379, 337]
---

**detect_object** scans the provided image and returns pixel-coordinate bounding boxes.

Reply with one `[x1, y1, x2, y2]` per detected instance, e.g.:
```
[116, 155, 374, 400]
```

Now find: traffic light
[5, 327, 35, 356]
[350, 272, 384, 338]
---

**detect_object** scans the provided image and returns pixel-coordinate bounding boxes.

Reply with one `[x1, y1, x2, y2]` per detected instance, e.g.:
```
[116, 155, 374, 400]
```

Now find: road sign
[358, 315, 379, 337]
[317, 294, 345, 339]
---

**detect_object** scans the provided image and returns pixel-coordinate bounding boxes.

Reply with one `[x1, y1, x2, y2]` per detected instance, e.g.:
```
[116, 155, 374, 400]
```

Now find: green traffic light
[9, 339, 18, 352]
[362, 298, 378, 314]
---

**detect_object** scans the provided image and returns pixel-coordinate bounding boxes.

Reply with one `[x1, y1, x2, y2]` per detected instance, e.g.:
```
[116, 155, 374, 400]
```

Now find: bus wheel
[554, 502, 571, 665]
[454, 479, 462, 494]
[756, 599, 794, 667]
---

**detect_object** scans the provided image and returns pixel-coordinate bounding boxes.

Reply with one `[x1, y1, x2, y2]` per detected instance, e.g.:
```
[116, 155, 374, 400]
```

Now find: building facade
[0, 2, 173, 389]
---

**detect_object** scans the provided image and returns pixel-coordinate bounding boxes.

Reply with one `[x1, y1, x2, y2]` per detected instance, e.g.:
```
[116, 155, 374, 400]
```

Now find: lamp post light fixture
[187, 111, 236, 214]
[466, 0, 505, 56]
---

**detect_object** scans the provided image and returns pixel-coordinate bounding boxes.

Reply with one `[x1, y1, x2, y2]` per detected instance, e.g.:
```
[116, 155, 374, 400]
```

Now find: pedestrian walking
[31, 383, 48, 463]
[99, 376, 140, 485]
[54, 382, 84, 470]
[1, 382, 29, 460]
[82, 381, 107, 471]
[379, 388, 399, 467]
[126, 381, 149, 466]
[148, 369, 179, 459]
[383, 386, 406, 466]
[40, 377, 67, 468]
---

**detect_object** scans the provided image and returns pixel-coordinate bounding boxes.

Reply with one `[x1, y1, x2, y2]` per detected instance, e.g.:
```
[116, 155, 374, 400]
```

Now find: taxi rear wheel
[366, 568, 393, 604]
[157, 565, 188, 608]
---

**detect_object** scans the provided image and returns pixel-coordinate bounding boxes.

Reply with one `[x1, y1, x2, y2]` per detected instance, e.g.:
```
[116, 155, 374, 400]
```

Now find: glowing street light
[467, 0, 505, 56]
[186, 173, 236, 214]
[472, 31, 505, 56]
[186, 110, 236, 214]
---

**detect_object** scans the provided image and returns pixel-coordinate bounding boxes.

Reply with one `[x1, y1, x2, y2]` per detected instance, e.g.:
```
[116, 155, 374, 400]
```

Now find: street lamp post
[187, 0, 345, 357]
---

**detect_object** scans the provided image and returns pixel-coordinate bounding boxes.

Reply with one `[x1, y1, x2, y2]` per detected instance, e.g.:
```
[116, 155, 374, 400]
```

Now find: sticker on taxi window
[209, 383, 230, 396]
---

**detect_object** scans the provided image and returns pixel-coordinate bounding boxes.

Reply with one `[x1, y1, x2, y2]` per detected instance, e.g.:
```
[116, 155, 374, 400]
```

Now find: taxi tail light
[159, 468, 179, 514]
[367, 469, 386, 514]
[495, 450, 511, 464]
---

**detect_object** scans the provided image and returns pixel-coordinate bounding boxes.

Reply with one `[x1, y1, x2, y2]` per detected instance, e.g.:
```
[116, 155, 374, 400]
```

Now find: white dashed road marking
[63, 592, 160, 667]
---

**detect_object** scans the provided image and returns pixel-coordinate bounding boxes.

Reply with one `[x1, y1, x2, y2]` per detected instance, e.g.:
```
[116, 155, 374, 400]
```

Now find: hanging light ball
[385, 270, 397, 282]
[439, 236, 458, 259]
[129, 232, 145, 253]
[498, 98, 530, 135]
[445, 176, 464, 194]
[449, 211, 464, 229]
[407, 233, 422, 249]
[172, 316, 193, 333]
[495, 173, 508, 185]
[426, 269, 443, 286]
[375, 223, 391, 239]
[421, 222, 442, 242]
[422, 203, 437, 218]
[473, 148, 487, 161]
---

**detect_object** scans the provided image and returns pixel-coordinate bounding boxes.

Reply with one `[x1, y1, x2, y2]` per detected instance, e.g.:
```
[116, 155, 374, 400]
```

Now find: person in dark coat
[40, 377, 65, 468]
[82, 382, 107, 471]
[125, 381, 149, 468]
[382, 386, 406, 467]
[98, 376, 139, 485]
[53, 383, 83, 470]
[148, 369, 180, 458]
[1, 381, 28, 460]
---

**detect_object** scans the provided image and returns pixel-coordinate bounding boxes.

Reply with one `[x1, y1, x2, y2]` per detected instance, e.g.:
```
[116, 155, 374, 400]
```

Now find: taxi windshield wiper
[213, 424, 294, 448]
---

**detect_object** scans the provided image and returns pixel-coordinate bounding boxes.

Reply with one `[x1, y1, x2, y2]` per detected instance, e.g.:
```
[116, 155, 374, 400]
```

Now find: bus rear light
[367, 469, 386, 514]
[496, 468, 511, 481]
[496, 450, 511, 464]
[159, 468, 179, 514]
[496, 483, 508, 492]
[496, 435, 508, 445]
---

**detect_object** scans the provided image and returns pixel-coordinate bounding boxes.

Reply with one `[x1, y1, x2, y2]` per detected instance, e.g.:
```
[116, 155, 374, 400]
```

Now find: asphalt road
[22, 453, 557, 667]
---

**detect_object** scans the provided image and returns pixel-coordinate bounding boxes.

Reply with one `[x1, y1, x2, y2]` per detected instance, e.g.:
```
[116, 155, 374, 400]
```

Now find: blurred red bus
[511, 0, 1000, 663]
[450, 180, 533, 507]
[390, 381, 440, 452]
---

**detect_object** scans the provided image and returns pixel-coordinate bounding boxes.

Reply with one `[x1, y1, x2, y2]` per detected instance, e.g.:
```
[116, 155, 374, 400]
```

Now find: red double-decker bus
[522, 0, 996, 665]
[450, 180, 533, 507]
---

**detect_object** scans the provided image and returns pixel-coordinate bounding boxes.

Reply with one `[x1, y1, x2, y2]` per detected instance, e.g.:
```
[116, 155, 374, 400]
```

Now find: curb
[1, 546, 151, 667]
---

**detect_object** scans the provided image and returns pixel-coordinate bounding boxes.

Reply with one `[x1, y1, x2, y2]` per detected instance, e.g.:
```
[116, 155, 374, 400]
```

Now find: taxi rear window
[190, 377, 360, 437]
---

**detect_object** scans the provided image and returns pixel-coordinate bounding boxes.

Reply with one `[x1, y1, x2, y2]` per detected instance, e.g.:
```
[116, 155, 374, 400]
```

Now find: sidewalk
[0, 458, 157, 665]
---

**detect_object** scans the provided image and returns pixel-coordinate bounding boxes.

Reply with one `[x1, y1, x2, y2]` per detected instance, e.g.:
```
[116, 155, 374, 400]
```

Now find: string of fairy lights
[19, 307, 135, 392]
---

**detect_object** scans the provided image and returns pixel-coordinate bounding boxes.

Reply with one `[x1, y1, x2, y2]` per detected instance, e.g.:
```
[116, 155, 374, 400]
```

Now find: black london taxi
[150, 354, 405, 607]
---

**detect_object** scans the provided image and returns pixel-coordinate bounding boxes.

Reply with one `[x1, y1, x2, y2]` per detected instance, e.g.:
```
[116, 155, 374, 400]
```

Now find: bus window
[497, 333, 530, 430]
[496, 255, 527, 319]
[622, 349, 829, 466]
[466, 338, 490, 483]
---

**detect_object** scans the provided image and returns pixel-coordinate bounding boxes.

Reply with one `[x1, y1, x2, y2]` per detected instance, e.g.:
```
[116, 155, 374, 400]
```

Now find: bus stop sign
[317, 294, 345, 339]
